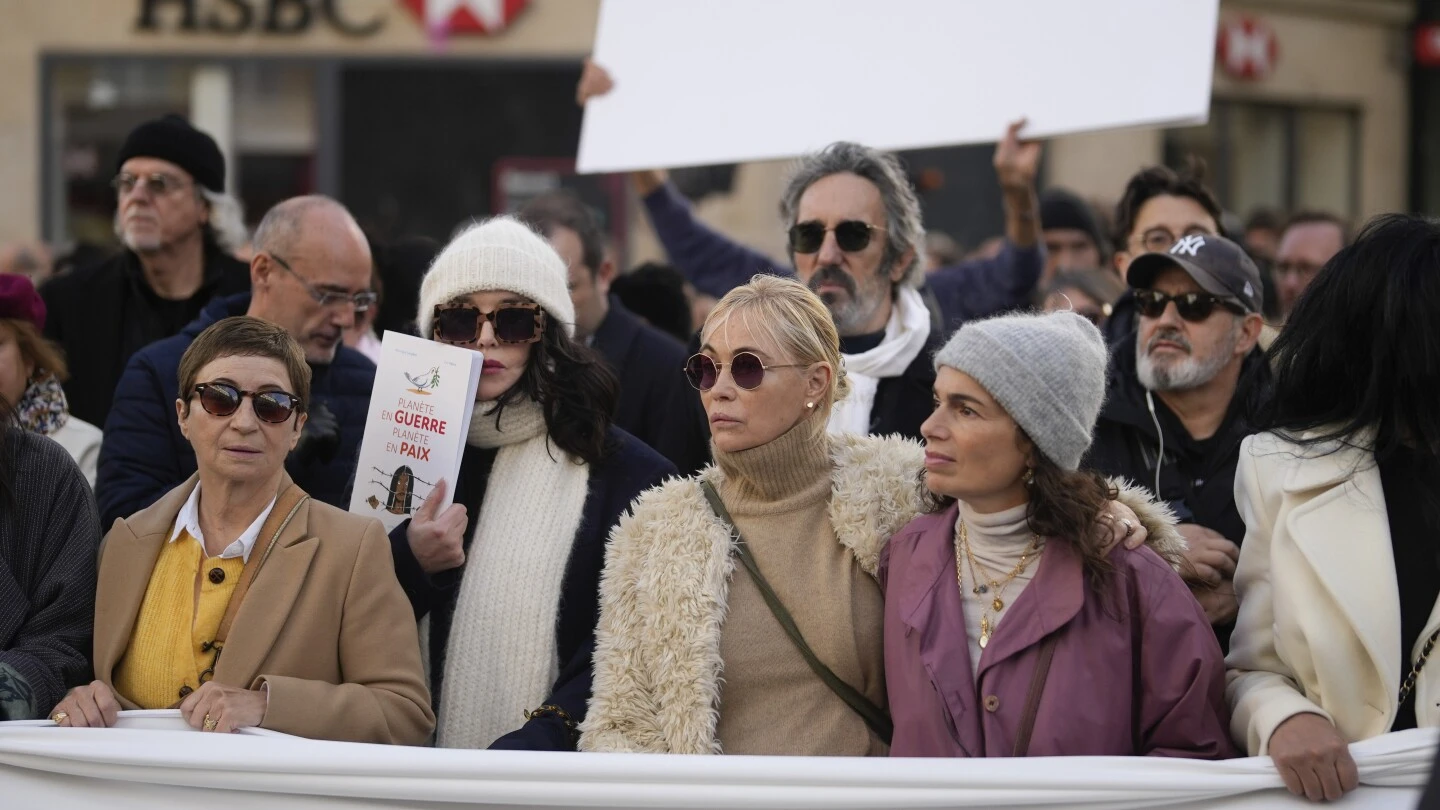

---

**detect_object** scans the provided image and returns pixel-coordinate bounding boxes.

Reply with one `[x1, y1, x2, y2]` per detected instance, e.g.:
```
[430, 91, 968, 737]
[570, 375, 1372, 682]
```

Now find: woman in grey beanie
[879, 310, 1238, 759]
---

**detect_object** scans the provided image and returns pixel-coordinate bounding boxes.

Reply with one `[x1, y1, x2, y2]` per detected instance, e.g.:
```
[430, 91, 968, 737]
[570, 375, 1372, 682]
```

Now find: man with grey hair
[40, 115, 251, 428]
[1085, 234, 1269, 650]
[96, 195, 377, 525]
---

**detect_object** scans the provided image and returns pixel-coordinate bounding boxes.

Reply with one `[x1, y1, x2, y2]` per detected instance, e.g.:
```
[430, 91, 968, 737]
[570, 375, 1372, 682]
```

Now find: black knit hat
[1040, 188, 1106, 256]
[115, 115, 225, 192]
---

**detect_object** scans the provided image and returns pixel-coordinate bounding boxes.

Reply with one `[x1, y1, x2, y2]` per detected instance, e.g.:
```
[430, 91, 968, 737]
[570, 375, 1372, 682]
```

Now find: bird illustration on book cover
[404, 365, 441, 395]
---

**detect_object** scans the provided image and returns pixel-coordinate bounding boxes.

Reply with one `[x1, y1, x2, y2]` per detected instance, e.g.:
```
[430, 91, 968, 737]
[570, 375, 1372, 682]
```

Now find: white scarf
[828, 285, 931, 436]
[435, 397, 591, 749]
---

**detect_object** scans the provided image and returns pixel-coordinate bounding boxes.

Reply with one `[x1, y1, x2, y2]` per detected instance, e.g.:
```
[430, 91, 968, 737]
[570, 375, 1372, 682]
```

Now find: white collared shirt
[168, 483, 279, 563]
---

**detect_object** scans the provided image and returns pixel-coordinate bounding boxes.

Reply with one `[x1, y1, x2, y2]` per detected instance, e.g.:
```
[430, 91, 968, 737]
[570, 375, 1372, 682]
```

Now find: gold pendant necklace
[954, 518, 1040, 650]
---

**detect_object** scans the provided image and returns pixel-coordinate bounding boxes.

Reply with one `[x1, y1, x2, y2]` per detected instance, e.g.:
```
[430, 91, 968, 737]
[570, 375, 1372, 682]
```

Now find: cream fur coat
[579, 433, 1183, 754]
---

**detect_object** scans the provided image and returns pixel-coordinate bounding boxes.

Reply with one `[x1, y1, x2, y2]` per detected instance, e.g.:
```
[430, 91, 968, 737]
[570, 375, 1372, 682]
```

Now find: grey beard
[1136, 329, 1238, 392]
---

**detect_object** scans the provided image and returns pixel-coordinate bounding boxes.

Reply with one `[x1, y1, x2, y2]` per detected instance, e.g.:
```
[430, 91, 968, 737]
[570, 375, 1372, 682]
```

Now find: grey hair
[200, 188, 248, 254]
[778, 142, 927, 289]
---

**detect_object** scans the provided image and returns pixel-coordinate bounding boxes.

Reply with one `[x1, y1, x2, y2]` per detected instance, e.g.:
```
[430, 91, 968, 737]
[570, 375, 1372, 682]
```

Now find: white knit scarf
[435, 396, 591, 749]
[828, 285, 931, 436]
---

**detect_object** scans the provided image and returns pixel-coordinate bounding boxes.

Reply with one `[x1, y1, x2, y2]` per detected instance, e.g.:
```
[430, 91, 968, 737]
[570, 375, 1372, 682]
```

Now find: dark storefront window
[1164, 100, 1359, 220]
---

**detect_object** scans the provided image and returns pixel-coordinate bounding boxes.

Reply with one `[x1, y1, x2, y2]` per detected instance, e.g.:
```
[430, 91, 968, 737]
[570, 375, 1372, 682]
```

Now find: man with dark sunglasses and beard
[95, 196, 377, 526]
[576, 62, 1042, 440]
[1085, 234, 1271, 652]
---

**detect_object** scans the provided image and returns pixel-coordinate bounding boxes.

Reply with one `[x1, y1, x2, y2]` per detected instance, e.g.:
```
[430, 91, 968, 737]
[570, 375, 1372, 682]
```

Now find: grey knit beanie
[932, 311, 1108, 470]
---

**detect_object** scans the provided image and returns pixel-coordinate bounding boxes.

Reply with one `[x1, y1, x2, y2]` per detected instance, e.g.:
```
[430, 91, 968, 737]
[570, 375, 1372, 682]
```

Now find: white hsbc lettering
[1171, 235, 1206, 257]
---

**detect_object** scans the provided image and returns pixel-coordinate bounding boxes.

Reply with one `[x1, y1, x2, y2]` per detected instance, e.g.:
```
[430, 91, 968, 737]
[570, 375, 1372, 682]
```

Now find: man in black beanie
[40, 115, 250, 428]
[1039, 187, 1108, 284]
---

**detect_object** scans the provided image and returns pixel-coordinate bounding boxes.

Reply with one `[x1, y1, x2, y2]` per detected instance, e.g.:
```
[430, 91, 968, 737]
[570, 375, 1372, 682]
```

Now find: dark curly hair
[921, 429, 1117, 589]
[486, 316, 620, 466]
[1111, 160, 1223, 254]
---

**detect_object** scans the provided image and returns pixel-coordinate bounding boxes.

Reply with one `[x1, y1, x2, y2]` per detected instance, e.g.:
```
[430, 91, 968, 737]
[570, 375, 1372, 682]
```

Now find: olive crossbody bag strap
[699, 479, 894, 745]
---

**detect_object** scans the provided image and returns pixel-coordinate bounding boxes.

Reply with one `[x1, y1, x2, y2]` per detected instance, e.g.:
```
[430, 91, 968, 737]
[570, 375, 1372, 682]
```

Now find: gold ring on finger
[50, 711, 69, 725]
[203, 713, 218, 732]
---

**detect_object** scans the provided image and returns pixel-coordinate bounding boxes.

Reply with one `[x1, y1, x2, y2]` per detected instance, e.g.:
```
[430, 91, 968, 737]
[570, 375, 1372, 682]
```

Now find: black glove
[292, 401, 340, 466]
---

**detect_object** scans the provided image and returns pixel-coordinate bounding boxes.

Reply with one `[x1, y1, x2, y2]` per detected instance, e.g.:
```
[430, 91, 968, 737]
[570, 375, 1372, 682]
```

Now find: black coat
[40, 242, 250, 428]
[95, 293, 376, 526]
[592, 298, 710, 476]
[868, 326, 943, 441]
[389, 427, 676, 750]
[1084, 332, 1271, 652]
[0, 431, 99, 720]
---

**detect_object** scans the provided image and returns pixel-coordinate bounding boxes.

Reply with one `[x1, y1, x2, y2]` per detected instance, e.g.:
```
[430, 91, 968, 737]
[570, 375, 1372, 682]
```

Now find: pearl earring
[1023, 467, 1035, 486]
[806, 402, 815, 409]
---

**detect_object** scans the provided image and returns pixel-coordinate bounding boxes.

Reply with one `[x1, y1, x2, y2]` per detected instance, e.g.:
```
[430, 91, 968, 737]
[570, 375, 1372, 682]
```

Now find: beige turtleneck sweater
[955, 500, 1045, 678]
[712, 414, 888, 756]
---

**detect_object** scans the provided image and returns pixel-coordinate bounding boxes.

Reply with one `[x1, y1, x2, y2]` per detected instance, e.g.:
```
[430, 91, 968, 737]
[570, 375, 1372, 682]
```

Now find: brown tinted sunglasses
[432, 302, 546, 345]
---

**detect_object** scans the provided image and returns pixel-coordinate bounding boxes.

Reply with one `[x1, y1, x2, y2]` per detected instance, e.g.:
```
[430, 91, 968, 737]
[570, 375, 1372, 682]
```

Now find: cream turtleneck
[710, 413, 888, 756]
[955, 500, 1045, 678]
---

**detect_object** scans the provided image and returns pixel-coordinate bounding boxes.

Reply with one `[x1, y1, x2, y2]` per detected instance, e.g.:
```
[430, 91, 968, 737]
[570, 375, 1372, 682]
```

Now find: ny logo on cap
[1170, 235, 1207, 257]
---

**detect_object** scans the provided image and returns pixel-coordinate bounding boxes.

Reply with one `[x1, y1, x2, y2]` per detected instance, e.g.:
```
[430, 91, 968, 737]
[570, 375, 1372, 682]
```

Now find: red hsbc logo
[1216, 15, 1279, 81]
[401, 0, 531, 35]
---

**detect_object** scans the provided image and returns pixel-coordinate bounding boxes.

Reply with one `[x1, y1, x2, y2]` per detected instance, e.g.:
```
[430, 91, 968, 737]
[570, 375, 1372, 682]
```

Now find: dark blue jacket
[389, 427, 676, 751]
[641, 182, 1042, 335]
[95, 294, 376, 527]
[592, 297, 710, 476]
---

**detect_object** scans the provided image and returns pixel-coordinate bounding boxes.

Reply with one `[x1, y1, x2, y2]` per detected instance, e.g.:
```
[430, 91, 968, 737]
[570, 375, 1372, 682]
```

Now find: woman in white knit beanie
[395, 216, 676, 751]
[880, 310, 1238, 759]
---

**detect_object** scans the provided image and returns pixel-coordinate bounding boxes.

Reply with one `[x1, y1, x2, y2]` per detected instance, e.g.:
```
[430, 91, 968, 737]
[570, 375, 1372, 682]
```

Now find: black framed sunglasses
[192, 382, 301, 424]
[684, 352, 806, 391]
[787, 220, 885, 254]
[1134, 289, 1247, 322]
[432, 302, 546, 345]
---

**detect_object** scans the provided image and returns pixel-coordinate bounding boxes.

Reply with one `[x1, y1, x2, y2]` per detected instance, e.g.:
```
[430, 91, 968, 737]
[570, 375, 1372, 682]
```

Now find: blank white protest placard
[577, 0, 1219, 173]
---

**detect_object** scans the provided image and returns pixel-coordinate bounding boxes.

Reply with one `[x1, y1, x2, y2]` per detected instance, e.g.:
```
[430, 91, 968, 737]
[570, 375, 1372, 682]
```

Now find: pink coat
[879, 505, 1238, 759]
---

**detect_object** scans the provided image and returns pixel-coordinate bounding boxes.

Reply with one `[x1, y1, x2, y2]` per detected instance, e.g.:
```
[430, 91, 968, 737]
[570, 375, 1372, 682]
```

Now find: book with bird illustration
[348, 331, 482, 531]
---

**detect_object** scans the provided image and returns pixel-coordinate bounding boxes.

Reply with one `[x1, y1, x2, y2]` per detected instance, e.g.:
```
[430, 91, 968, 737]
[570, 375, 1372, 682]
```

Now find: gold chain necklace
[954, 518, 1040, 649]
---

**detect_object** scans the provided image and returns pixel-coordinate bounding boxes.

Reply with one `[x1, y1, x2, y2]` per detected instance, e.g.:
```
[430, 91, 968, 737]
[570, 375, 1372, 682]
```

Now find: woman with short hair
[50, 316, 432, 743]
[0, 275, 102, 484]
[882, 310, 1235, 758]
[394, 216, 676, 751]
[580, 276, 1159, 755]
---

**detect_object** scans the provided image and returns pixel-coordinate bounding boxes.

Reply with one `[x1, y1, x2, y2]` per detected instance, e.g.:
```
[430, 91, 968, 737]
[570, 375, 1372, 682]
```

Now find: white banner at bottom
[0, 712, 1432, 809]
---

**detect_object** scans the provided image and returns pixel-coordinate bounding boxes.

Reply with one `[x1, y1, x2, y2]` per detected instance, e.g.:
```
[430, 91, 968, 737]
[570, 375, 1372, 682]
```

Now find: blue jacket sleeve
[387, 519, 443, 620]
[95, 350, 186, 528]
[641, 182, 792, 298]
[926, 240, 1044, 333]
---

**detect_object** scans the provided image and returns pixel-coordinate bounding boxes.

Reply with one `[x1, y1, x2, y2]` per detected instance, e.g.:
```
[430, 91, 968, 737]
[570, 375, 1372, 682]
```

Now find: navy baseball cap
[1126, 233, 1263, 314]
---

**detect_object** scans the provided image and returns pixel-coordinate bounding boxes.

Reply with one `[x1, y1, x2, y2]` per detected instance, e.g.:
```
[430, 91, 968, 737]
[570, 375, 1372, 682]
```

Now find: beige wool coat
[93, 473, 435, 745]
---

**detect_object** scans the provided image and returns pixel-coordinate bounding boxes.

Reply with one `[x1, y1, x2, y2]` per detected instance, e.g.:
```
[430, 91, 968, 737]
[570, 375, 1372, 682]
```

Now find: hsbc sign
[136, 0, 531, 37]
[1216, 15, 1279, 82]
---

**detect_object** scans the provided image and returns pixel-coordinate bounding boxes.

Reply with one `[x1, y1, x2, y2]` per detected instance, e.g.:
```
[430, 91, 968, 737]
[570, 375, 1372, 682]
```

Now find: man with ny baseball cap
[1085, 232, 1272, 654]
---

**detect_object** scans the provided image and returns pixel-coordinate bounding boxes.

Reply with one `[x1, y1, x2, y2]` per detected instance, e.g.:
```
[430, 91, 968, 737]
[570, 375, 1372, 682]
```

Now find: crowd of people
[0, 57, 1433, 806]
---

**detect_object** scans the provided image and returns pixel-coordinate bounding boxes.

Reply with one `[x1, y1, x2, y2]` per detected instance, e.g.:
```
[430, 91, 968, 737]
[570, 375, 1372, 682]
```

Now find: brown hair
[921, 429, 1117, 588]
[177, 316, 311, 417]
[0, 319, 69, 382]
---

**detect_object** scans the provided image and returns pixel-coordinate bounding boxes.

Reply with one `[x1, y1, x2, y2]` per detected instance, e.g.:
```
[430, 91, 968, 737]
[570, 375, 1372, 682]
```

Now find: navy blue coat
[94, 294, 376, 527]
[592, 298, 710, 476]
[389, 427, 676, 751]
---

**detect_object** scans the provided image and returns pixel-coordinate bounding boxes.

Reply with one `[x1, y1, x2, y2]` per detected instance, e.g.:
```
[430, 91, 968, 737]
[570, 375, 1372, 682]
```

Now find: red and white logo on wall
[401, 0, 531, 35]
[1217, 15, 1279, 81]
